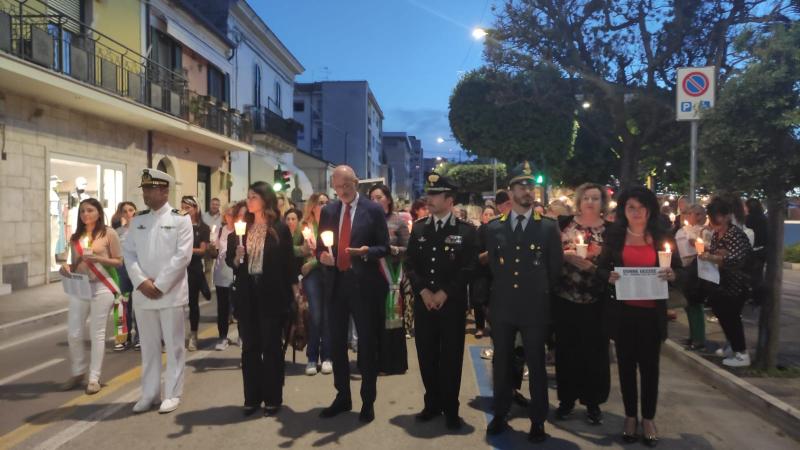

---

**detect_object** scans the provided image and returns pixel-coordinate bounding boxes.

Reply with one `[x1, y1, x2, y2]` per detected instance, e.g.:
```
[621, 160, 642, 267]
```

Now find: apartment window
[208, 65, 228, 103]
[150, 29, 182, 83]
[293, 101, 304, 112]
[254, 64, 262, 108]
[274, 81, 282, 111]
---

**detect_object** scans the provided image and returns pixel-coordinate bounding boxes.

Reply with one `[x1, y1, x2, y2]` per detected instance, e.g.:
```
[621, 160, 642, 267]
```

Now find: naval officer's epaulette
[173, 209, 186, 215]
[135, 209, 150, 216]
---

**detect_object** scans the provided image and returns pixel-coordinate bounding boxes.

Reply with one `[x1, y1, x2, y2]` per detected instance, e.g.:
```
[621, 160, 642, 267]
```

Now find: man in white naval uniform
[124, 169, 193, 414]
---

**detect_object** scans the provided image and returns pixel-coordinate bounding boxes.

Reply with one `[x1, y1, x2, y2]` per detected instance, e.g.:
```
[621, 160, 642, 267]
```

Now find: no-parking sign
[676, 66, 716, 121]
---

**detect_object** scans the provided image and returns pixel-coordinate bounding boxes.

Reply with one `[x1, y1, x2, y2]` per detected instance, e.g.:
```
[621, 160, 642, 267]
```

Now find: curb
[783, 262, 800, 271]
[663, 339, 800, 442]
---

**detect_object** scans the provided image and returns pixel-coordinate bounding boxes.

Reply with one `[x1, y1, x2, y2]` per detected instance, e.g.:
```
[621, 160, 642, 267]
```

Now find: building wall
[319, 82, 368, 177]
[90, 0, 143, 54]
[0, 92, 147, 289]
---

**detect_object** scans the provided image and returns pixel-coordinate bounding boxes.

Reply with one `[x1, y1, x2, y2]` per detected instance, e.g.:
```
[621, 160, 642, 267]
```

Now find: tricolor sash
[378, 258, 404, 329]
[74, 238, 121, 297]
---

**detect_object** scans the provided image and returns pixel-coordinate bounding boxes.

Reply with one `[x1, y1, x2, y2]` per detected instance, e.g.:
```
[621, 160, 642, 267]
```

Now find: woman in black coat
[594, 187, 683, 447]
[227, 181, 299, 416]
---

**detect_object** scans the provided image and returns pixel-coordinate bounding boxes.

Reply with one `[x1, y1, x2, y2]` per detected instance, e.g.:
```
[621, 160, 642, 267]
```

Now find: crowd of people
[56, 162, 768, 446]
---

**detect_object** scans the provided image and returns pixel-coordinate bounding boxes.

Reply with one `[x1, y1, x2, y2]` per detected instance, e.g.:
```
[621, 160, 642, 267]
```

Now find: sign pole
[689, 120, 698, 204]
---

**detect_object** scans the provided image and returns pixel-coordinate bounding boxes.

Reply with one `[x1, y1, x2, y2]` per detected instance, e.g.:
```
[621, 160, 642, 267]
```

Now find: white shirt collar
[154, 202, 172, 216]
[433, 212, 451, 225]
[510, 208, 532, 223]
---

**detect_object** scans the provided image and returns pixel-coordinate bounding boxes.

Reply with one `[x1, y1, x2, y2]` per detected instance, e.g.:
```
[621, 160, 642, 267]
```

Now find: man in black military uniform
[484, 162, 563, 443]
[405, 172, 478, 431]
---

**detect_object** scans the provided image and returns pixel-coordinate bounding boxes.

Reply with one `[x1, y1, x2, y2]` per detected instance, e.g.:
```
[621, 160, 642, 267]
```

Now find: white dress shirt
[509, 209, 533, 232]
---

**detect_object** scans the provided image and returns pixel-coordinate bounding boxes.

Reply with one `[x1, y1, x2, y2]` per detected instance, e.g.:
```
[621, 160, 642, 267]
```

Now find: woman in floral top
[700, 195, 753, 367]
[553, 183, 612, 425]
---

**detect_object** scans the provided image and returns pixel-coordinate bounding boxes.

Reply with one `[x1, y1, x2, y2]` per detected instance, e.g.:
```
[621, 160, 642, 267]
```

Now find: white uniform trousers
[67, 286, 115, 382]
[133, 303, 186, 401]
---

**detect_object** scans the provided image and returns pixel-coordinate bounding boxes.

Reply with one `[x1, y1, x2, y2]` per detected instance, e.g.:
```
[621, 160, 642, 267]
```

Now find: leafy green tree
[484, 0, 795, 188]
[439, 162, 508, 194]
[701, 24, 800, 370]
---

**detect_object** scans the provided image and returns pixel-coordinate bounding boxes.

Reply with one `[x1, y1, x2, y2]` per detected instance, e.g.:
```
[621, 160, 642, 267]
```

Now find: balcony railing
[0, 0, 251, 144]
[247, 105, 299, 146]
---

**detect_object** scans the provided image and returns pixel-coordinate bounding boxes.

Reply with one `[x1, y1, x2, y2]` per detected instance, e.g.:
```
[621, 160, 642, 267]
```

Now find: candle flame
[665, 243, 671, 253]
[684, 220, 689, 227]
[696, 237, 703, 244]
[234, 220, 247, 236]
[321, 230, 334, 248]
[577, 234, 584, 245]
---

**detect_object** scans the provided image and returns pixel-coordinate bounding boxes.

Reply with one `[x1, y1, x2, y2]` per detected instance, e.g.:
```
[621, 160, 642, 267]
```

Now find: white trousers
[133, 304, 186, 401]
[67, 288, 115, 382]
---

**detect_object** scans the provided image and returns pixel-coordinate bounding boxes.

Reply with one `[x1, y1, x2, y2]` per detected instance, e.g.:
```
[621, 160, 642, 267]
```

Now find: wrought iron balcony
[0, 0, 251, 145]
[248, 105, 300, 147]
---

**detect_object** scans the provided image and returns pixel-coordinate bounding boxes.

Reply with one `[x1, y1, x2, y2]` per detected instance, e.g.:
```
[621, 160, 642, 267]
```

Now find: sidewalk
[666, 269, 800, 411]
[0, 282, 70, 333]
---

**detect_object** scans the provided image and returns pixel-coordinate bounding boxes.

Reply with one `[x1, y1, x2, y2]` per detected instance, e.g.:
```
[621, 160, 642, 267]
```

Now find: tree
[448, 66, 576, 178]
[701, 24, 800, 371]
[439, 162, 508, 194]
[485, 0, 796, 188]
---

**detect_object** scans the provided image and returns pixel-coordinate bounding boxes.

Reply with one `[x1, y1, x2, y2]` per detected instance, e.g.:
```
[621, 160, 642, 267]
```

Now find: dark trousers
[615, 306, 661, 420]
[474, 305, 486, 330]
[492, 320, 549, 424]
[709, 293, 747, 352]
[238, 290, 286, 407]
[188, 270, 202, 332]
[414, 297, 467, 416]
[554, 297, 610, 407]
[330, 270, 385, 405]
[216, 286, 231, 339]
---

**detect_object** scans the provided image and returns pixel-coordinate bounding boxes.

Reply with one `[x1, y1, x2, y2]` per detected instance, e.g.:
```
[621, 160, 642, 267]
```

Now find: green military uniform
[405, 172, 478, 426]
[484, 162, 563, 434]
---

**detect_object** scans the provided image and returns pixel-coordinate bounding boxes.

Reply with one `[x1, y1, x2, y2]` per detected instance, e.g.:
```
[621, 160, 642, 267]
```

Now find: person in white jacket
[124, 169, 193, 414]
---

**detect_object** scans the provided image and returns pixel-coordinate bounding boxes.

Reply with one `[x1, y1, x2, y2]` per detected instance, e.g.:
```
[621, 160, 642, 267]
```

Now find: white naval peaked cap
[139, 168, 175, 188]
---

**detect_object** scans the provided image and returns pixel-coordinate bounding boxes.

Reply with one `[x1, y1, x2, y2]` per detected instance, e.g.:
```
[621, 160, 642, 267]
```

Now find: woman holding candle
[181, 196, 210, 352]
[700, 195, 753, 367]
[59, 198, 123, 395]
[227, 182, 299, 416]
[553, 183, 612, 424]
[595, 186, 682, 446]
[369, 184, 410, 375]
[299, 193, 332, 376]
[212, 204, 237, 351]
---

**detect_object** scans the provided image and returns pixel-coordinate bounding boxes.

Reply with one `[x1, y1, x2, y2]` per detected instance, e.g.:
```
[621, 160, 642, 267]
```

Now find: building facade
[381, 132, 412, 202]
[294, 81, 384, 179]
[0, 0, 253, 291]
[408, 135, 424, 199]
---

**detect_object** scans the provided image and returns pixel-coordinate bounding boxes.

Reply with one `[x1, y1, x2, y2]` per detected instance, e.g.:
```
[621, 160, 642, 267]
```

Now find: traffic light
[534, 173, 544, 185]
[281, 170, 291, 191]
[273, 167, 284, 192]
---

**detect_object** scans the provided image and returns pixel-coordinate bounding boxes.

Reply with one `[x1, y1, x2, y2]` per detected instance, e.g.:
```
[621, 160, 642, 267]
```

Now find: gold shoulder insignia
[499, 213, 508, 222]
[534, 211, 542, 221]
[135, 209, 151, 216]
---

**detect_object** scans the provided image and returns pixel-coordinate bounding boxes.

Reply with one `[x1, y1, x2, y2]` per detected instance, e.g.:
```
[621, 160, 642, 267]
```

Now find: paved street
[1, 291, 799, 450]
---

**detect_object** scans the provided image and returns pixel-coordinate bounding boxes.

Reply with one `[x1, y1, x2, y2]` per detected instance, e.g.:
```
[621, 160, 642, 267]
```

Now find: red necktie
[337, 203, 352, 271]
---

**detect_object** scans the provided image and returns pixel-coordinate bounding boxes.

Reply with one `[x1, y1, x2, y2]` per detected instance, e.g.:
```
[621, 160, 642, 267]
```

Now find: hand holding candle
[320, 230, 334, 256]
[82, 236, 93, 255]
[695, 237, 705, 254]
[658, 243, 672, 268]
[575, 233, 588, 259]
[234, 220, 247, 263]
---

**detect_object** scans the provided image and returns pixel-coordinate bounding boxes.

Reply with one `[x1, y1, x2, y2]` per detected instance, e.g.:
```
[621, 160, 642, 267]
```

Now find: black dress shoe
[622, 417, 639, 443]
[555, 402, 574, 420]
[415, 408, 441, 422]
[319, 399, 352, 418]
[486, 416, 509, 436]
[586, 405, 603, 425]
[528, 423, 550, 443]
[243, 405, 259, 416]
[642, 434, 659, 447]
[512, 390, 530, 408]
[358, 404, 375, 423]
[445, 415, 463, 431]
[264, 405, 281, 416]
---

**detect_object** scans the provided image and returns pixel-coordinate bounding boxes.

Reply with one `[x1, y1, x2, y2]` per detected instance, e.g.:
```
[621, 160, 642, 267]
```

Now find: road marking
[0, 325, 67, 352]
[0, 323, 222, 449]
[469, 345, 507, 450]
[0, 358, 65, 386]
[0, 308, 69, 333]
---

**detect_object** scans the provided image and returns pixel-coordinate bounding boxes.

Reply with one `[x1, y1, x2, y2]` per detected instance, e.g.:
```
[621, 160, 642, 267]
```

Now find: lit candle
[407, 220, 413, 232]
[695, 237, 705, 254]
[234, 220, 247, 263]
[210, 225, 217, 243]
[82, 236, 93, 255]
[301, 226, 313, 242]
[575, 233, 588, 259]
[669, 213, 676, 223]
[683, 220, 689, 227]
[658, 243, 672, 268]
[320, 230, 334, 258]
[608, 200, 617, 210]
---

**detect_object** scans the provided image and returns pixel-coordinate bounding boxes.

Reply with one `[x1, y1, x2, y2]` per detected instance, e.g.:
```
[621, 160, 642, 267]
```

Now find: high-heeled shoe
[622, 417, 639, 444]
[642, 420, 659, 447]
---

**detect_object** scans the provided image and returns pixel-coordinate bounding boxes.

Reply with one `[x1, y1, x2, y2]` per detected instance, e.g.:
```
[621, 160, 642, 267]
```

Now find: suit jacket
[316, 195, 389, 291]
[485, 214, 563, 327]
[225, 221, 298, 316]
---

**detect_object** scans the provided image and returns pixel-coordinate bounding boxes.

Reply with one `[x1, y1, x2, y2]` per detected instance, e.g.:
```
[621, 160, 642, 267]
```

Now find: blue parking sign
[680, 102, 692, 112]
[700, 100, 711, 109]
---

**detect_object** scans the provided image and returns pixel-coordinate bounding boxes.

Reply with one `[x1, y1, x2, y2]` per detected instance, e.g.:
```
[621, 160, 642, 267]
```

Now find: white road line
[0, 324, 67, 352]
[35, 344, 224, 450]
[0, 308, 69, 332]
[0, 358, 65, 386]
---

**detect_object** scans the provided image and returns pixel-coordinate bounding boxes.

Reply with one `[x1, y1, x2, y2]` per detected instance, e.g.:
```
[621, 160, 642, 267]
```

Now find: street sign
[676, 66, 716, 121]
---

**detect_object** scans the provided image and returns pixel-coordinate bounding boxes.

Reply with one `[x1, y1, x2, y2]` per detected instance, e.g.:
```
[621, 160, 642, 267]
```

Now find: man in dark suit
[317, 165, 389, 423]
[484, 162, 563, 443]
[405, 172, 477, 431]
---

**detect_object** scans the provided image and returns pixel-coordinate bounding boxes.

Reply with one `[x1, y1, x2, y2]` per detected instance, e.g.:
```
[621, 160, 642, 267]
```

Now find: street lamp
[472, 27, 488, 40]
[436, 137, 445, 144]
[581, 101, 591, 109]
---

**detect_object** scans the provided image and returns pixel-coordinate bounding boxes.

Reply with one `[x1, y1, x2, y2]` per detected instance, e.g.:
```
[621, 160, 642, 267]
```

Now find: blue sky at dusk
[252, 0, 497, 160]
